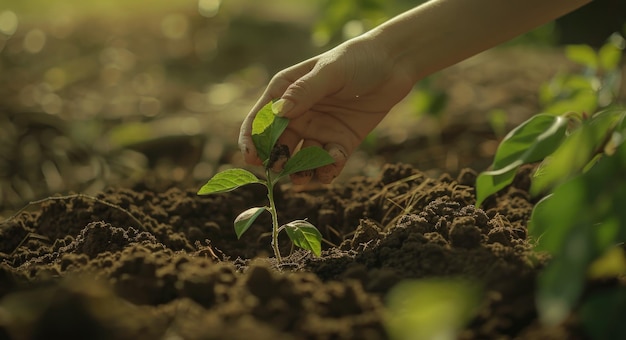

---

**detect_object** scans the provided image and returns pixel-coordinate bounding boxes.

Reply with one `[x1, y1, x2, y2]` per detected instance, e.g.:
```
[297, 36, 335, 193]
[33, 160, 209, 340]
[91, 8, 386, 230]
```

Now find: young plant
[197, 102, 335, 263]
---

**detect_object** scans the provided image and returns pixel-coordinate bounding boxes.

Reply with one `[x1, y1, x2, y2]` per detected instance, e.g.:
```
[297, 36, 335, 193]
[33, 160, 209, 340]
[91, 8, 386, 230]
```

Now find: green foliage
[487, 109, 508, 138]
[540, 33, 624, 114]
[531, 109, 626, 194]
[529, 140, 626, 326]
[385, 278, 480, 340]
[475, 34, 626, 334]
[475, 114, 567, 206]
[312, 0, 405, 46]
[198, 102, 334, 261]
[580, 287, 626, 340]
[410, 76, 449, 118]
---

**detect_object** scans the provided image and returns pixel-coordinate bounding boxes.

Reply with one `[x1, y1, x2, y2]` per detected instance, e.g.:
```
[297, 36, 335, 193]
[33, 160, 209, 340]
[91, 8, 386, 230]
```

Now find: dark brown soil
[0, 163, 586, 339]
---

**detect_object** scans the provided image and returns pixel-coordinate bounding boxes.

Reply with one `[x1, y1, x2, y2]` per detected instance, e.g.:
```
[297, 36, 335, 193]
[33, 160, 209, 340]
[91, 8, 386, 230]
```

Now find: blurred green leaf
[598, 42, 622, 71]
[580, 288, 626, 340]
[599, 33, 625, 71]
[197, 168, 262, 195]
[284, 220, 322, 256]
[386, 278, 480, 340]
[565, 44, 598, 69]
[540, 74, 599, 114]
[532, 141, 626, 326]
[588, 245, 626, 279]
[475, 114, 567, 206]
[529, 181, 586, 253]
[234, 207, 266, 239]
[537, 248, 588, 326]
[531, 109, 626, 194]
[487, 109, 508, 138]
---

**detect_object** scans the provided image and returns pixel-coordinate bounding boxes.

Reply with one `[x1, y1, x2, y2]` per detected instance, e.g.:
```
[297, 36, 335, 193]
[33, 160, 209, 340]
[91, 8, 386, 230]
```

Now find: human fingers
[288, 139, 324, 185]
[268, 128, 301, 173]
[238, 95, 272, 166]
[316, 143, 348, 184]
[238, 60, 317, 165]
[273, 57, 343, 119]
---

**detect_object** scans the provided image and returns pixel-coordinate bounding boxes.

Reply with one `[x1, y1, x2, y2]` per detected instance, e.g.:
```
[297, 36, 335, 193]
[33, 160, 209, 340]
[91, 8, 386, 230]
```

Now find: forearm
[365, 0, 592, 82]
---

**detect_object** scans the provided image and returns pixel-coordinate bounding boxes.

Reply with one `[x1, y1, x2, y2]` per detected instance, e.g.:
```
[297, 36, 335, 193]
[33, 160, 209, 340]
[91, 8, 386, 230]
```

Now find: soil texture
[0, 163, 585, 339]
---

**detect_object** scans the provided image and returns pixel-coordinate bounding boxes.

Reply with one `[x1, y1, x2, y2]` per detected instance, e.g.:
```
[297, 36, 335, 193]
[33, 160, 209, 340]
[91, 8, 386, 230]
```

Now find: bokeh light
[0, 10, 18, 36]
[161, 13, 189, 40]
[198, 0, 221, 18]
[23, 29, 46, 53]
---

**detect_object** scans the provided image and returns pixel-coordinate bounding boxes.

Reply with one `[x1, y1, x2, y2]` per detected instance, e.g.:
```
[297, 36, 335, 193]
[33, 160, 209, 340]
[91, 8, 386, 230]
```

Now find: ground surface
[1, 163, 586, 339]
[1, 3, 624, 339]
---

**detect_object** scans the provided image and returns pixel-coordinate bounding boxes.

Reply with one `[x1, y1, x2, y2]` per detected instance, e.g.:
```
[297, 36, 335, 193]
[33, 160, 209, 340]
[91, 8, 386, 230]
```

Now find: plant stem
[265, 168, 282, 263]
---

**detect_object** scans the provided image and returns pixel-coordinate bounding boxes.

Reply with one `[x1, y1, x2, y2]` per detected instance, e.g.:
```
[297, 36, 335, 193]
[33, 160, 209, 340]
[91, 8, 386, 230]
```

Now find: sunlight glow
[0, 10, 18, 36]
[198, 0, 221, 18]
[161, 13, 189, 40]
[23, 29, 47, 54]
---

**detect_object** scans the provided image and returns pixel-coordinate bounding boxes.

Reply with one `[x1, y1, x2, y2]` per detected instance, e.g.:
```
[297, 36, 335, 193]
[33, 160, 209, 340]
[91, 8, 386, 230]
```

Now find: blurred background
[1, 0, 625, 215]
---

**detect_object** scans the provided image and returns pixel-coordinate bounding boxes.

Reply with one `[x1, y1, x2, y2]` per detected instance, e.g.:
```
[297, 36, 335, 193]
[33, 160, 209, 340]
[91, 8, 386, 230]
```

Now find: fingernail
[271, 98, 294, 117]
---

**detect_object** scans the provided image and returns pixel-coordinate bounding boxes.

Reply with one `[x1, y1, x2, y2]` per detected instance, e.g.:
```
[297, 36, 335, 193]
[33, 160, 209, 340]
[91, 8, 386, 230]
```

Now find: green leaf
[580, 289, 626, 340]
[234, 207, 266, 239]
[279, 146, 335, 178]
[251, 101, 276, 135]
[565, 44, 598, 69]
[493, 114, 568, 168]
[539, 74, 598, 114]
[251, 102, 289, 163]
[537, 251, 587, 326]
[385, 278, 480, 340]
[475, 161, 520, 207]
[531, 140, 626, 327]
[529, 182, 585, 253]
[531, 109, 626, 194]
[598, 38, 623, 71]
[197, 168, 262, 195]
[284, 220, 322, 256]
[527, 194, 554, 240]
[475, 114, 567, 206]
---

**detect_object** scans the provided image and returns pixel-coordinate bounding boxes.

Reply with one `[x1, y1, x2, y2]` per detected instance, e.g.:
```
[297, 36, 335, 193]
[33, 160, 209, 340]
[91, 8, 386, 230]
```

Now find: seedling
[197, 102, 335, 263]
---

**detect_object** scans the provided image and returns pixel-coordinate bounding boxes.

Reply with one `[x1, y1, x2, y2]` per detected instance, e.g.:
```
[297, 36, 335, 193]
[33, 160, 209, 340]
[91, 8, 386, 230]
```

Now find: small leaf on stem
[284, 220, 322, 257]
[197, 168, 262, 195]
[251, 102, 289, 163]
[234, 207, 266, 239]
[280, 146, 335, 178]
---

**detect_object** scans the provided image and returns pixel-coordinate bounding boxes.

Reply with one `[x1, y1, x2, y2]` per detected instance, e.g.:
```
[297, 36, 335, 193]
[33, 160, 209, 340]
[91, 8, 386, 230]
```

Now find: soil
[0, 162, 588, 339]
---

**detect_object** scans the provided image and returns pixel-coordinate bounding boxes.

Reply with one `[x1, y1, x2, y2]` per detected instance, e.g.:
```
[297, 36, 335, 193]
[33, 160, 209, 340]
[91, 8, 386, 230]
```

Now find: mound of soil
[0, 163, 582, 339]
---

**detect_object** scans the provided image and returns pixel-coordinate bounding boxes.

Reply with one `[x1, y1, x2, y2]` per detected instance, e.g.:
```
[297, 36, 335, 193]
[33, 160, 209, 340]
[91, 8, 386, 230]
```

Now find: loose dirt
[0, 163, 586, 339]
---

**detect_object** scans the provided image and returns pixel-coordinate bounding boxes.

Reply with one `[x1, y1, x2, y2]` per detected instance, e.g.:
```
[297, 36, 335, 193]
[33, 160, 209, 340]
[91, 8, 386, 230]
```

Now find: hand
[239, 35, 415, 185]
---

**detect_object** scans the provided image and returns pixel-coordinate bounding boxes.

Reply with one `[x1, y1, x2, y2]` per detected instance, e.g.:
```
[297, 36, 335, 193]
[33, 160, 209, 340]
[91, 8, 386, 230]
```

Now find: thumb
[272, 65, 338, 119]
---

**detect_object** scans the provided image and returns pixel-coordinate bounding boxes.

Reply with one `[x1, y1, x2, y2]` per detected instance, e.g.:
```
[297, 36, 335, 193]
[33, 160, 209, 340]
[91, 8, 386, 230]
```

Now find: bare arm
[369, 0, 593, 82]
[240, 0, 592, 184]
